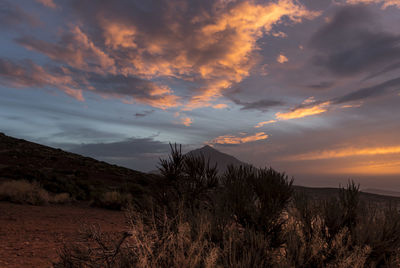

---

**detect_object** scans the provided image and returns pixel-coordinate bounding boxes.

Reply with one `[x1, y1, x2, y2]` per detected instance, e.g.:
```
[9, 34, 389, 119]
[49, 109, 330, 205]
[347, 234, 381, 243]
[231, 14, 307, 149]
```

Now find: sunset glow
[275, 102, 331, 120]
[210, 132, 269, 145]
[1, 0, 400, 190]
[285, 146, 400, 161]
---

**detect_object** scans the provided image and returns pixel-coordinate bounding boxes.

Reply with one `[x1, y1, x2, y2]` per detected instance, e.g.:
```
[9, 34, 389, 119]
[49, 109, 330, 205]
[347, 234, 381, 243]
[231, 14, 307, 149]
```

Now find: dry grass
[0, 180, 50, 205]
[54, 147, 400, 267]
[52, 193, 72, 204]
[91, 191, 133, 210]
[0, 180, 72, 205]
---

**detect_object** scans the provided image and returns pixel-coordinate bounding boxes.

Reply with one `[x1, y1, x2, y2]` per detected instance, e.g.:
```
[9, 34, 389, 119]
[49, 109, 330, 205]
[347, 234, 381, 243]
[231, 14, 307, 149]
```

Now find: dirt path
[0, 202, 126, 267]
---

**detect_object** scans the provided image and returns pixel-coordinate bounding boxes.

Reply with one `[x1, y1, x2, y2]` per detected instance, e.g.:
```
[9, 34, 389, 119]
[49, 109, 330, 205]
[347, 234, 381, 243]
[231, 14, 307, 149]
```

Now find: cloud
[0, 56, 181, 109]
[364, 62, 400, 80]
[310, 5, 400, 77]
[8, 0, 318, 111]
[69, 137, 171, 171]
[135, 110, 154, 118]
[16, 26, 117, 75]
[67, 0, 318, 110]
[307, 81, 334, 90]
[0, 1, 39, 29]
[277, 53, 289, 63]
[345, 0, 400, 9]
[212, 103, 228, 109]
[284, 145, 400, 161]
[333, 76, 400, 104]
[275, 101, 331, 120]
[272, 31, 288, 38]
[36, 0, 57, 9]
[233, 99, 283, 112]
[254, 120, 277, 128]
[209, 132, 268, 145]
[0, 58, 84, 100]
[83, 73, 181, 109]
[340, 103, 363, 108]
[180, 117, 193, 127]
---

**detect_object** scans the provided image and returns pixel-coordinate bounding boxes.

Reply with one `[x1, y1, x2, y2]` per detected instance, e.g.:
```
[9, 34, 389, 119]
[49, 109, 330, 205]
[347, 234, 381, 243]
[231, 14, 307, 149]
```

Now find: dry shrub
[55, 147, 400, 267]
[0, 180, 49, 205]
[55, 224, 135, 268]
[281, 211, 371, 268]
[92, 191, 133, 210]
[126, 208, 218, 268]
[55, 206, 219, 268]
[52, 193, 72, 204]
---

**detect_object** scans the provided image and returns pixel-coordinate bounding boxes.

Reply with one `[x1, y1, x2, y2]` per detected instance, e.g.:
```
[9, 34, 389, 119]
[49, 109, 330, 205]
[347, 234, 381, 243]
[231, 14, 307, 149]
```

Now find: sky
[1, 0, 400, 190]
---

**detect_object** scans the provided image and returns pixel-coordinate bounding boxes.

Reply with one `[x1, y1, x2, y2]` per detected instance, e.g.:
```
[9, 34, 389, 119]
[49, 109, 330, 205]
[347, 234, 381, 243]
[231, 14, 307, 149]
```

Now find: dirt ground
[0, 202, 127, 267]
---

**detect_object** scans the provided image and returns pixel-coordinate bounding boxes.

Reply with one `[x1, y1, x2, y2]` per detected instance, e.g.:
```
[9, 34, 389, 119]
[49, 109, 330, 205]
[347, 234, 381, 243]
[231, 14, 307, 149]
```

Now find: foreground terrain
[0, 202, 126, 267]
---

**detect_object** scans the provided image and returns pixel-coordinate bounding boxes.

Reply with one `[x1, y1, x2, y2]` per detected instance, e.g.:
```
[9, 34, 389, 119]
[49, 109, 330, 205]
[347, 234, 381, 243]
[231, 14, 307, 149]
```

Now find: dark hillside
[0, 133, 155, 199]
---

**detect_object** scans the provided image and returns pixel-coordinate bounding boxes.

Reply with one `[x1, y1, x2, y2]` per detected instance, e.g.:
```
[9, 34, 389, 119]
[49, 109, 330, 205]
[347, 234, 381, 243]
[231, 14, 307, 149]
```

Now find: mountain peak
[186, 145, 247, 174]
[199, 144, 216, 151]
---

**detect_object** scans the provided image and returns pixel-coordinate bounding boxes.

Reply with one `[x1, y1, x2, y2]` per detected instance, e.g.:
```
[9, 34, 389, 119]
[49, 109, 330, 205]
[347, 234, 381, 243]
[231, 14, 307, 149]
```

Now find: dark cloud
[135, 110, 154, 117]
[307, 81, 334, 90]
[10, 0, 317, 109]
[333, 76, 400, 104]
[0, 1, 39, 29]
[364, 62, 400, 80]
[51, 127, 125, 141]
[310, 5, 400, 77]
[0, 57, 179, 107]
[0, 57, 84, 100]
[233, 99, 283, 112]
[69, 137, 170, 171]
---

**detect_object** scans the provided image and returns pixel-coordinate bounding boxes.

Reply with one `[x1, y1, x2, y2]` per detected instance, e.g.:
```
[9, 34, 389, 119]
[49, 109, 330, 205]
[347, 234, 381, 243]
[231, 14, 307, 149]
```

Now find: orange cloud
[103, 22, 137, 49]
[135, 94, 181, 110]
[338, 159, 400, 175]
[16, 0, 320, 110]
[180, 117, 193, 127]
[185, 0, 319, 108]
[212, 103, 228, 109]
[277, 53, 288, 63]
[36, 0, 56, 9]
[0, 59, 84, 101]
[341, 103, 363, 108]
[254, 120, 277, 128]
[272, 31, 288, 38]
[276, 101, 330, 120]
[285, 145, 400, 161]
[346, 0, 400, 9]
[302, 96, 316, 104]
[210, 132, 268, 145]
[18, 26, 116, 75]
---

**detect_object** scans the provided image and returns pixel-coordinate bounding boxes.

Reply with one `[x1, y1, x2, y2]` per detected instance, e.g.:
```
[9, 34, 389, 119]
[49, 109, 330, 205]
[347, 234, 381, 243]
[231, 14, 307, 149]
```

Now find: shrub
[318, 181, 360, 240]
[51, 193, 72, 204]
[354, 203, 400, 266]
[55, 146, 400, 267]
[55, 206, 218, 268]
[151, 144, 218, 218]
[92, 191, 133, 210]
[0, 180, 49, 205]
[218, 165, 293, 247]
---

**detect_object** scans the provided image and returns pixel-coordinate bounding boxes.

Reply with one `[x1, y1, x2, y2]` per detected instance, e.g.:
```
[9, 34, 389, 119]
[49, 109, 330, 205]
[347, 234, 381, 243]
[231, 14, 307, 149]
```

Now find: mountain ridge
[1, 132, 399, 202]
[186, 145, 248, 174]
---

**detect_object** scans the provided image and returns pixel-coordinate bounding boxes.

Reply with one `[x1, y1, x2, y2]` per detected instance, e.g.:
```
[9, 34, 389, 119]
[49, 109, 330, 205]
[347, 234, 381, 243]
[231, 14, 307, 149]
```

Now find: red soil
[0, 202, 127, 268]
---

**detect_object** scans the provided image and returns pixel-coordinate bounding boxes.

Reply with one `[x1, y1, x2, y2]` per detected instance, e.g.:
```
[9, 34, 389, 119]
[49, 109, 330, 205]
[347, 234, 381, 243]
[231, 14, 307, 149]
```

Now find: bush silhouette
[55, 145, 400, 267]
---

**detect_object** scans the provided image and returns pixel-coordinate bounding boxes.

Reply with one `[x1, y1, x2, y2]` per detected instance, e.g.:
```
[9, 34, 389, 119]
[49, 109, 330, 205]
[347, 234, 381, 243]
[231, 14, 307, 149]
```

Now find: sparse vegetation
[0, 141, 385, 267]
[0, 180, 73, 205]
[91, 191, 133, 210]
[52, 192, 72, 204]
[55, 145, 400, 267]
[0, 180, 50, 205]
